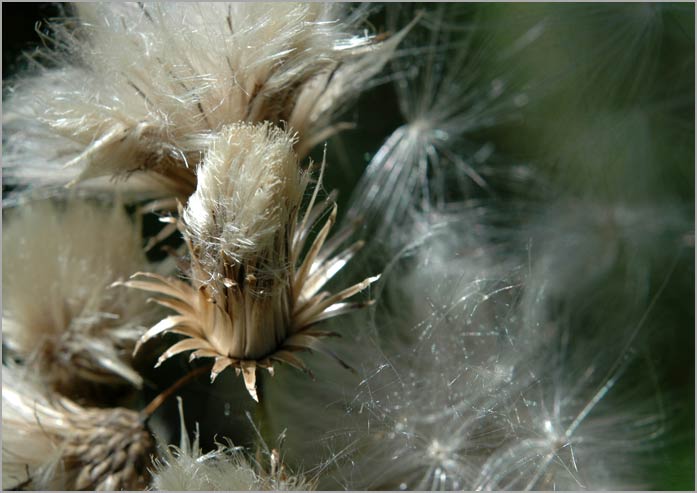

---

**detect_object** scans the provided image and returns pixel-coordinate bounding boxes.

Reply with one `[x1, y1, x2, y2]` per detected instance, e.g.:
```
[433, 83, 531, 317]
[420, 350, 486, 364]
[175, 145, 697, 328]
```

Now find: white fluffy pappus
[183, 122, 304, 271]
[346, 4, 540, 243]
[3, 2, 405, 202]
[262, 208, 677, 490]
[329, 219, 536, 490]
[472, 335, 667, 491]
[1, 66, 175, 207]
[514, 198, 693, 327]
[1, 198, 157, 393]
[472, 196, 691, 490]
[150, 399, 313, 491]
[262, 215, 533, 490]
[1, 366, 155, 490]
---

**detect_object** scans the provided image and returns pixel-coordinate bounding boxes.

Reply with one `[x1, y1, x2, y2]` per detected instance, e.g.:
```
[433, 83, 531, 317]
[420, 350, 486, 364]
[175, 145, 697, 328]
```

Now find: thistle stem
[255, 371, 273, 445]
[140, 364, 213, 420]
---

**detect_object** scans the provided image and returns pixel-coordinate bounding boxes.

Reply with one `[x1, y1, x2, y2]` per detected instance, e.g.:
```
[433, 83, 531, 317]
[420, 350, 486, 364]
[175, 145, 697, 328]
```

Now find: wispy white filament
[184, 122, 303, 274]
[346, 4, 539, 242]
[263, 205, 679, 490]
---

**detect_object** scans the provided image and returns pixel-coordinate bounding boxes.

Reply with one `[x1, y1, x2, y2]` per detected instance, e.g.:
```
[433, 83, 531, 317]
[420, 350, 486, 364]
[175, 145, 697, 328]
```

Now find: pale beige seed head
[127, 123, 379, 400]
[183, 122, 304, 362]
[184, 122, 304, 281]
[2, 199, 155, 394]
[3, 3, 401, 203]
[2, 367, 154, 490]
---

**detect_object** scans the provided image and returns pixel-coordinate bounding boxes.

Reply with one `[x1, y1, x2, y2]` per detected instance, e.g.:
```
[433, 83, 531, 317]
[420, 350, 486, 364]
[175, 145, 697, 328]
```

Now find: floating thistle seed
[123, 122, 379, 401]
[2, 367, 154, 491]
[346, 4, 535, 243]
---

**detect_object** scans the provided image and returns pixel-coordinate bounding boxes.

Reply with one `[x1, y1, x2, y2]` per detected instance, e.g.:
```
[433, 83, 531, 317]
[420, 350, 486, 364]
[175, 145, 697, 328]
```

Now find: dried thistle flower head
[1, 367, 154, 490]
[3, 3, 403, 203]
[150, 399, 313, 490]
[2, 199, 156, 394]
[124, 122, 379, 400]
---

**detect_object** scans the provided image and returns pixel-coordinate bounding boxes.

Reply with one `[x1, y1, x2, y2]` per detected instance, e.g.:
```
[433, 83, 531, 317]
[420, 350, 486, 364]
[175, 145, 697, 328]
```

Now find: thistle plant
[123, 122, 378, 401]
[2, 2, 693, 492]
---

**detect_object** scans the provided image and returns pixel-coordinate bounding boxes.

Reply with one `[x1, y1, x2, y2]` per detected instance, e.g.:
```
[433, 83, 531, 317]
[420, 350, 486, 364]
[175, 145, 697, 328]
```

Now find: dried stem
[140, 364, 213, 420]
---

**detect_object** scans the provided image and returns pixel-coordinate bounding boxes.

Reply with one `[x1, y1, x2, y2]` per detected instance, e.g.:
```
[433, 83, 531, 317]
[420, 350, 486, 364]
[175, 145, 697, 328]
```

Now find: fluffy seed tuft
[150, 399, 313, 490]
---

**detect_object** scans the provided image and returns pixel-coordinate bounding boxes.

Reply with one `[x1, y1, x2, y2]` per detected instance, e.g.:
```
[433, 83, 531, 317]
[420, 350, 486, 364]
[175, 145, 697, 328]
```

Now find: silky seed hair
[184, 122, 304, 279]
[0, 3, 690, 491]
[346, 4, 536, 244]
[150, 399, 314, 491]
[260, 207, 675, 490]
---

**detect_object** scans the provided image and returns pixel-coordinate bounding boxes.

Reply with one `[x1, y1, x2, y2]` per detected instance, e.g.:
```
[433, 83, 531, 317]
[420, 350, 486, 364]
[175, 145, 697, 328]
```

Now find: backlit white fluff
[473, 343, 666, 491]
[184, 122, 303, 271]
[473, 198, 690, 490]
[262, 215, 532, 489]
[328, 219, 533, 490]
[3, 3, 402, 202]
[473, 197, 687, 490]
[346, 4, 539, 242]
[2, 4, 689, 491]
[2, 199, 156, 392]
[151, 399, 313, 491]
[262, 208, 675, 490]
[515, 199, 693, 329]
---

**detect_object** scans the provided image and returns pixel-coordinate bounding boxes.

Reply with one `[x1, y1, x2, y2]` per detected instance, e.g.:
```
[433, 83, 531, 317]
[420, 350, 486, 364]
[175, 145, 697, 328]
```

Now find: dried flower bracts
[2, 199, 156, 394]
[124, 123, 379, 400]
[2, 368, 154, 491]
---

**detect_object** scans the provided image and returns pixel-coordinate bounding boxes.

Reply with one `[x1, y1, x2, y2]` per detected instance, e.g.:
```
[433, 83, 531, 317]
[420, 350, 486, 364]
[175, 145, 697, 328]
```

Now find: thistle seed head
[67, 407, 154, 491]
[125, 122, 379, 400]
[184, 122, 303, 282]
[2, 368, 154, 490]
[3, 3, 401, 203]
[2, 199, 156, 395]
